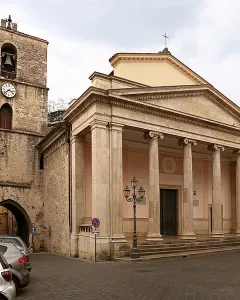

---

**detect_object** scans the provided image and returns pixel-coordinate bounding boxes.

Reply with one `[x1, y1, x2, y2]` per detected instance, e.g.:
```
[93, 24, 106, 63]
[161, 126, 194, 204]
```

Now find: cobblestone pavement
[18, 251, 240, 300]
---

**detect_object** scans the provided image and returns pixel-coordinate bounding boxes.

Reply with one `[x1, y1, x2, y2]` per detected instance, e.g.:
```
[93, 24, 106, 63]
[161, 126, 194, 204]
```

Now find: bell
[3, 53, 13, 66]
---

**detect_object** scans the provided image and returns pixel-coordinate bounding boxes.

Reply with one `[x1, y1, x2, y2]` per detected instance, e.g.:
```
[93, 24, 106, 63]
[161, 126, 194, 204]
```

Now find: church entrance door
[160, 189, 178, 236]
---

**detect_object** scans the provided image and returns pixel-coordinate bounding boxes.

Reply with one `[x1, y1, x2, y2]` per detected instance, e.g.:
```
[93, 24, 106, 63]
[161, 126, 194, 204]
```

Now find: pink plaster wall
[222, 164, 232, 219]
[84, 143, 233, 232]
[123, 150, 149, 218]
[85, 144, 92, 218]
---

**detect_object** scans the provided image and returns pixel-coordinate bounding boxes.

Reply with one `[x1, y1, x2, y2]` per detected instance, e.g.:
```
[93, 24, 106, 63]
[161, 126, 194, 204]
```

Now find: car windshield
[0, 238, 23, 251]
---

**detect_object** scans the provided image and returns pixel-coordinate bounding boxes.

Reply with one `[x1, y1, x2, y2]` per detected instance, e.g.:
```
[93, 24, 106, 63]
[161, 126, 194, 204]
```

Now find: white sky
[1, 0, 240, 106]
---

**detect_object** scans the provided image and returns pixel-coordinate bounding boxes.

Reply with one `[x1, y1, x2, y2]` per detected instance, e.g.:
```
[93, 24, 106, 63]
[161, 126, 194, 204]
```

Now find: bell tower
[0, 15, 48, 133]
[0, 15, 49, 250]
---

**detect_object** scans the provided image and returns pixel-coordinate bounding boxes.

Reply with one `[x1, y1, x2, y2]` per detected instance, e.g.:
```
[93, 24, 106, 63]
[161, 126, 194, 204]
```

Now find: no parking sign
[92, 218, 100, 228]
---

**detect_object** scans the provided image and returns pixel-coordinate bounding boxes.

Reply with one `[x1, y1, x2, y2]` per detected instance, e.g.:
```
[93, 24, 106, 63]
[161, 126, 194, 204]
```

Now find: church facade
[1, 17, 240, 260]
[41, 50, 240, 260]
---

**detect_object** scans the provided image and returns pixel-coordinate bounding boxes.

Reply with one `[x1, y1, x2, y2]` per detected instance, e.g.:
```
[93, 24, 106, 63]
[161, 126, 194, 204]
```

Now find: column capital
[233, 149, 240, 155]
[178, 137, 197, 146]
[109, 122, 124, 132]
[90, 120, 108, 131]
[143, 131, 164, 140]
[208, 144, 225, 152]
[70, 134, 84, 144]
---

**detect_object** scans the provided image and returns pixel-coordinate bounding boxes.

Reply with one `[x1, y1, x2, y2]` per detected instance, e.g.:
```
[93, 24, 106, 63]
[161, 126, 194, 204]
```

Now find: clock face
[1, 83, 16, 98]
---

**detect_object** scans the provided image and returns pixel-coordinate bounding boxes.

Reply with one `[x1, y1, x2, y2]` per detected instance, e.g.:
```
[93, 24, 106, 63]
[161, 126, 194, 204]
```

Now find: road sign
[30, 226, 36, 233]
[92, 218, 100, 228]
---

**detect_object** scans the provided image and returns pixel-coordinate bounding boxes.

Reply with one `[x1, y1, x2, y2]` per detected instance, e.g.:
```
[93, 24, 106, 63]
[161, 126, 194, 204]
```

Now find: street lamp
[123, 177, 145, 259]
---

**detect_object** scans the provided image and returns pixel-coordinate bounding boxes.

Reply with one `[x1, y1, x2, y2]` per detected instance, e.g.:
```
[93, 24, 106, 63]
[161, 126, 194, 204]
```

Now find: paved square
[18, 251, 240, 299]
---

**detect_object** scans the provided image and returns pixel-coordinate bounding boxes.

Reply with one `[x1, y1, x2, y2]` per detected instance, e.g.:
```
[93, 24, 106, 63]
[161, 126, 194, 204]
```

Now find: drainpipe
[67, 124, 72, 233]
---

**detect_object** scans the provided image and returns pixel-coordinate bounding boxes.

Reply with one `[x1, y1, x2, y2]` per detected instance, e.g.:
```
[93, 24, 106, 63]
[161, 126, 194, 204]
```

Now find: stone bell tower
[0, 15, 49, 250]
[0, 15, 48, 133]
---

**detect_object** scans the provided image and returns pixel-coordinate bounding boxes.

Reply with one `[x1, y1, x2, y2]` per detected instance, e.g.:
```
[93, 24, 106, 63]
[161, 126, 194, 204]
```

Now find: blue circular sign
[92, 218, 100, 228]
[30, 226, 36, 233]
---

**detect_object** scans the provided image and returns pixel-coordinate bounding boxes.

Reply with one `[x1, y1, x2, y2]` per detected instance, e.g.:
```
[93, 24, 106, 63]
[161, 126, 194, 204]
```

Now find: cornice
[124, 88, 240, 122]
[107, 94, 240, 137]
[0, 128, 45, 138]
[89, 71, 149, 88]
[37, 122, 69, 155]
[63, 89, 240, 140]
[43, 132, 68, 158]
[63, 87, 108, 120]
[0, 26, 48, 44]
[0, 76, 48, 90]
[0, 181, 31, 188]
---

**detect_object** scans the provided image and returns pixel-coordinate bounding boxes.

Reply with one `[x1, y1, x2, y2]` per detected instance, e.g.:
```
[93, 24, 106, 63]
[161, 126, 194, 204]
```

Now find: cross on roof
[6, 15, 12, 29]
[162, 32, 169, 47]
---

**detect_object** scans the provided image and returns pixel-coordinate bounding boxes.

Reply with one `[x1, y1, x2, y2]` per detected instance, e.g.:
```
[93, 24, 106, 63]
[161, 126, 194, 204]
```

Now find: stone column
[70, 134, 85, 257]
[109, 123, 126, 242]
[144, 131, 164, 241]
[179, 138, 197, 239]
[91, 120, 110, 237]
[235, 150, 240, 236]
[208, 144, 225, 237]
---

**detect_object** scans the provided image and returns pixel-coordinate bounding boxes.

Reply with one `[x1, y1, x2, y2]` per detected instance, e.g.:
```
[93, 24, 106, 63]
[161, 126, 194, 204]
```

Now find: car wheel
[12, 276, 20, 294]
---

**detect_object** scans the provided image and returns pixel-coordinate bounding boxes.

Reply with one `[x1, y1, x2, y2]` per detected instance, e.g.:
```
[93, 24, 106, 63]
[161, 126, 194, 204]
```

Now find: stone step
[138, 242, 240, 256]
[138, 240, 240, 251]
[139, 240, 233, 248]
[116, 246, 240, 262]
[140, 237, 240, 247]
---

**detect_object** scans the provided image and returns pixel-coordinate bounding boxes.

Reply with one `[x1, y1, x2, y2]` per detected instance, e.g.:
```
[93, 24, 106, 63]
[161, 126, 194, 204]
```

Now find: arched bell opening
[0, 103, 12, 129]
[0, 200, 31, 246]
[1, 43, 17, 79]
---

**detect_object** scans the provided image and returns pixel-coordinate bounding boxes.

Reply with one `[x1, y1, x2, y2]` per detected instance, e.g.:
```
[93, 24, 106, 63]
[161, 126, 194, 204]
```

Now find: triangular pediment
[109, 52, 208, 87]
[110, 86, 240, 128]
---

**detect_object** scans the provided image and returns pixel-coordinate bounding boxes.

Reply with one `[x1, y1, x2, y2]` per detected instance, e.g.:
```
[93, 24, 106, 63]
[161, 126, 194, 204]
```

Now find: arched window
[1, 43, 17, 79]
[0, 104, 12, 129]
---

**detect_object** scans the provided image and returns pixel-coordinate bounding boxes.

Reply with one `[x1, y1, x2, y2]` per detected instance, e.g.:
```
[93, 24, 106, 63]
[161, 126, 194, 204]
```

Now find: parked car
[0, 244, 30, 293]
[0, 236, 31, 272]
[0, 253, 15, 299]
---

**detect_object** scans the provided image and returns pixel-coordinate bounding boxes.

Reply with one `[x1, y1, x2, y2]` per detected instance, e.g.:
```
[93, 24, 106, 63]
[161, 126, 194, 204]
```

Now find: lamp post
[123, 177, 145, 259]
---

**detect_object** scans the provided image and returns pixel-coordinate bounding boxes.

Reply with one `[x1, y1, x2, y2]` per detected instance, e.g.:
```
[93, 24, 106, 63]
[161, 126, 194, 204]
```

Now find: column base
[70, 233, 79, 257]
[235, 231, 240, 237]
[181, 233, 196, 240]
[210, 232, 224, 238]
[146, 233, 163, 241]
[111, 234, 127, 243]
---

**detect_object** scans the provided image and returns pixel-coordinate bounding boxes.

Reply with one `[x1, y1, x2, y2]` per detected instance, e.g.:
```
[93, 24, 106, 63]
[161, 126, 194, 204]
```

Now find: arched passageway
[0, 200, 31, 246]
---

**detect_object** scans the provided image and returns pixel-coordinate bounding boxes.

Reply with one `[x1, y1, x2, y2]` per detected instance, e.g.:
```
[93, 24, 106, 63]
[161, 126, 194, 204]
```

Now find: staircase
[118, 236, 240, 262]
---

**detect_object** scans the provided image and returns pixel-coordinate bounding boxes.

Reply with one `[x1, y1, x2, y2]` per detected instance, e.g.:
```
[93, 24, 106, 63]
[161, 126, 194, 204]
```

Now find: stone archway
[0, 200, 31, 246]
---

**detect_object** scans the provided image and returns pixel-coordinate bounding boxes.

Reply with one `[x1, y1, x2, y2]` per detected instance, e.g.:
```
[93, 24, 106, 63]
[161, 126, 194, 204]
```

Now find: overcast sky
[1, 0, 240, 108]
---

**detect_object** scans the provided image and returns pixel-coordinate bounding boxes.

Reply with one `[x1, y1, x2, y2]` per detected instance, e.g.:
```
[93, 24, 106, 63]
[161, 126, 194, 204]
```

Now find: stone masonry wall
[43, 135, 70, 256]
[0, 130, 45, 250]
[0, 82, 48, 134]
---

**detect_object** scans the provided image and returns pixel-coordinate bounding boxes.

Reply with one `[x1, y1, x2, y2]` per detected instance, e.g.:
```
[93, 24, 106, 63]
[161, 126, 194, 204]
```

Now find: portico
[64, 49, 240, 260]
